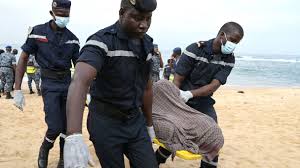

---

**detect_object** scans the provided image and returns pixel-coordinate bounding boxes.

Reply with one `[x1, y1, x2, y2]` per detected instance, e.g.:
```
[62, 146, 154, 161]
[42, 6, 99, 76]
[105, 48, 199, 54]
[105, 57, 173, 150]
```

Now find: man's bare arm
[173, 73, 185, 88]
[174, 73, 221, 97]
[15, 51, 29, 90]
[191, 79, 221, 97]
[142, 80, 153, 126]
[66, 62, 97, 135]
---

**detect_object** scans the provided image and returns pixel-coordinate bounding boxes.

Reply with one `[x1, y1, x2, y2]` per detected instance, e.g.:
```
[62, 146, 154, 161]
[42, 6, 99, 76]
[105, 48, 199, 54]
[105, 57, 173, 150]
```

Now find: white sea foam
[237, 56, 300, 63]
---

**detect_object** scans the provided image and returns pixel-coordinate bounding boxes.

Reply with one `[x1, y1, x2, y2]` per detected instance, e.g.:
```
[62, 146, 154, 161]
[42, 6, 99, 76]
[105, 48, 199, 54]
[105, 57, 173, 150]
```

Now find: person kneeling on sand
[155, 22, 244, 168]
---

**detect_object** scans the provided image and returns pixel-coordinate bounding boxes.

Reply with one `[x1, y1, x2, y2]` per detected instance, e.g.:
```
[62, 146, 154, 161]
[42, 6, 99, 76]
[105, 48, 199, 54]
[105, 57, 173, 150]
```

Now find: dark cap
[52, 0, 71, 9]
[129, 0, 157, 12]
[5, 45, 12, 49]
[153, 44, 158, 48]
[173, 47, 182, 55]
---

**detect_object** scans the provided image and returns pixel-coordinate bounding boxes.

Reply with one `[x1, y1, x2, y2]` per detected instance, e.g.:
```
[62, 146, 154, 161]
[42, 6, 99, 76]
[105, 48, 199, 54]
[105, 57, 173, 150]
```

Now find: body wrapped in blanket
[152, 79, 224, 161]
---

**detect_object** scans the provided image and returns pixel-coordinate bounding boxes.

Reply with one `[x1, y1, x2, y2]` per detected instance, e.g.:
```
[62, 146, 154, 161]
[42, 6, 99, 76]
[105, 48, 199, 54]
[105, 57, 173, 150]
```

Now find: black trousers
[87, 104, 158, 168]
[41, 88, 67, 141]
[155, 104, 219, 168]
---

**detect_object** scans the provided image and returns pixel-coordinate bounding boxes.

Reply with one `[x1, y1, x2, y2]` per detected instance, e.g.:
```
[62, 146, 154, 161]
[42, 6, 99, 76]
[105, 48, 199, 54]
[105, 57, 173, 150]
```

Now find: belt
[41, 69, 70, 80]
[91, 99, 141, 121]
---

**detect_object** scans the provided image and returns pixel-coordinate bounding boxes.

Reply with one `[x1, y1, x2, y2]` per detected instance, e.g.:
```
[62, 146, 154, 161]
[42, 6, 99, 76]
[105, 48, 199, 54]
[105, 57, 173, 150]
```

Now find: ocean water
[160, 50, 300, 87]
[227, 55, 300, 87]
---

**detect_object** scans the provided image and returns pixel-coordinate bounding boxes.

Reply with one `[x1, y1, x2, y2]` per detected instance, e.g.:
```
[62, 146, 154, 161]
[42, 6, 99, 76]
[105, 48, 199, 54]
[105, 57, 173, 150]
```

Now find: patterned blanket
[152, 80, 224, 160]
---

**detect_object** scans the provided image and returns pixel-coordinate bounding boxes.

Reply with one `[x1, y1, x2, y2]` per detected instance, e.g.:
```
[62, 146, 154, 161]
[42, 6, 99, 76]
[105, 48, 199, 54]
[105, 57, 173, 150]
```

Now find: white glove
[13, 90, 25, 111]
[86, 94, 91, 105]
[179, 90, 193, 103]
[64, 134, 95, 168]
[147, 126, 156, 142]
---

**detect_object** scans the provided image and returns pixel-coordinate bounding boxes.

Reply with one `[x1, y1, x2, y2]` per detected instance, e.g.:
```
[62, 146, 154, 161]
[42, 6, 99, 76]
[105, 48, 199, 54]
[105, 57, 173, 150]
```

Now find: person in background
[13, 0, 80, 167]
[11, 49, 18, 91]
[151, 44, 163, 82]
[0, 49, 4, 96]
[155, 22, 244, 168]
[0, 46, 16, 99]
[171, 47, 181, 69]
[163, 58, 174, 81]
[26, 54, 41, 95]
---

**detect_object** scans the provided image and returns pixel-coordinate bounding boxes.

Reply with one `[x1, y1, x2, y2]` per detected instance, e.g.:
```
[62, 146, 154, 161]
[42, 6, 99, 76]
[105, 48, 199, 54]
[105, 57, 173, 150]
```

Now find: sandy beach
[0, 85, 299, 168]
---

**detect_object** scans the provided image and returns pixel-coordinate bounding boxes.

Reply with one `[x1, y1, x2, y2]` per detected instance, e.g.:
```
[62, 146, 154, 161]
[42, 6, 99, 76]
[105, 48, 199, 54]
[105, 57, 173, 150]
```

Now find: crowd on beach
[0, 46, 41, 99]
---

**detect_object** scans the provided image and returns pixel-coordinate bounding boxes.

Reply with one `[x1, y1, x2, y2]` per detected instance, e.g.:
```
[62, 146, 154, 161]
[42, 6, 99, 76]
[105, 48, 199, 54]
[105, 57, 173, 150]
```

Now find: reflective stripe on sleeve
[65, 40, 80, 45]
[84, 40, 108, 53]
[211, 60, 235, 67]
[28, 34, 47, 40]
[183, 50, 234, 67]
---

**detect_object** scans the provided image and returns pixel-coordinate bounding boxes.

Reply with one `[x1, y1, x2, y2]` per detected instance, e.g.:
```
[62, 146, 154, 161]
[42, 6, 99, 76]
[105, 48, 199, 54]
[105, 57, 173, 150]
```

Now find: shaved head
[218, 22, 244, 38]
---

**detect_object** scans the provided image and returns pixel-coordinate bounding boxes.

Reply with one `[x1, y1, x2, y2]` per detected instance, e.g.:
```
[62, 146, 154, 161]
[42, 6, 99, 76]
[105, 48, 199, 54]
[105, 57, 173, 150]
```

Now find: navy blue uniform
[21, 20, 80, 141]
[176, 39, 234, 121]
[156, 40, 234, 167]
[78, 22, 157, 168]
[176, 39, 234, 167]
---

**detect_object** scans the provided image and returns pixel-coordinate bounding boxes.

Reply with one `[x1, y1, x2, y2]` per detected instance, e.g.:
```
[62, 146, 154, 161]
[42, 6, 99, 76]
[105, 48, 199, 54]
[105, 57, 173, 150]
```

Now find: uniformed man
[0, 46, 16, 99]
[0, 49, 3, 96]
[155, 22, 244, 168]
[26, 54, 41, 95]
[163, 58, 174, 81]
[11, 49, 18, 91]
[151, 44, 163, 82]
[13, 0, 80, 167]
[0, 49, 3, 95]
[63, 0, 158, 167]
[171, 47, 182, 68]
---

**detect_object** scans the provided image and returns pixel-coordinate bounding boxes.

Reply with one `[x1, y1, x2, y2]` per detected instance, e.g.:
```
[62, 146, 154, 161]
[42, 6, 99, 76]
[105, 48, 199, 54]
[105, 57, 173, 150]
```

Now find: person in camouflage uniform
[151, 44, 163, 82]
[0, 49, 4, 97]
[0, 46, 16, 99]
[26, 54, 41, 95]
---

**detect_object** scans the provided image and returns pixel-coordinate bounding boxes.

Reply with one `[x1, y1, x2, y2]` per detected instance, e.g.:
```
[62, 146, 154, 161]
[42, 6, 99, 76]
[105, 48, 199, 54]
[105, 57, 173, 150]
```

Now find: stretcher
[153, 138, 202, 160]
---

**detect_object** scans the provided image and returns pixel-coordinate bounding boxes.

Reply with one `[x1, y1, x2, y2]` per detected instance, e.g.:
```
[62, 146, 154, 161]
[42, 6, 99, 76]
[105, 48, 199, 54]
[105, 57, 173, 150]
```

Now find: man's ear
[119, 8, 125, 17]
[49, 10, 54, 17]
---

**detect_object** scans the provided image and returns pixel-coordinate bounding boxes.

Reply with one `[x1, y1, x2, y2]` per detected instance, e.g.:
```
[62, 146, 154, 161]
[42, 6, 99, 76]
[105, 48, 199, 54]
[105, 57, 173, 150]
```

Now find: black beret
[52, 0, 71, 9]
[129, 0, 157, 12]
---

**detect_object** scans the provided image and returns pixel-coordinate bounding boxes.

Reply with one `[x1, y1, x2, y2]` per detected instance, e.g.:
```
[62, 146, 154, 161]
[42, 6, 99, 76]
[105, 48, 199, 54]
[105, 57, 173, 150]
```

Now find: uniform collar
[47, 20, 67, 34]
[202, 38, 233, 58]
[114, 21, 153, 43]
[202, 39, 214, 55]
[114, 21, 154, 56]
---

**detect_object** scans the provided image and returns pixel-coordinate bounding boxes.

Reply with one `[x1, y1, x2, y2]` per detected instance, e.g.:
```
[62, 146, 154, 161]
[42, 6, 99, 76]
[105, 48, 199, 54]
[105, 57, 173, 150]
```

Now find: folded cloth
[152, 79, 224, 160]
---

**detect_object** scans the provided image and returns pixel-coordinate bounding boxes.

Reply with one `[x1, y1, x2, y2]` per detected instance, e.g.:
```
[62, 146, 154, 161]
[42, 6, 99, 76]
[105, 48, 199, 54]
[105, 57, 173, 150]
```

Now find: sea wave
[236, 56, 300, 63]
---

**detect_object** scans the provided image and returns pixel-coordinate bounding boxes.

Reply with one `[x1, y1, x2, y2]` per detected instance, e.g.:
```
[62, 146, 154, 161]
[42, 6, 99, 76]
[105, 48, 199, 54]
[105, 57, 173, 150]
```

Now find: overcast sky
[1, 0, 300, 56]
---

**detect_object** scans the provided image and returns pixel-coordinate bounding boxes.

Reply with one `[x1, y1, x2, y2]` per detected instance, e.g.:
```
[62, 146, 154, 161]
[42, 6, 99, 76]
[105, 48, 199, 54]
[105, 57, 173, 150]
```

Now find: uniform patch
[27, 26, 33, 36]
[197, 41, 204, 48]
[37, 38, 48, 43]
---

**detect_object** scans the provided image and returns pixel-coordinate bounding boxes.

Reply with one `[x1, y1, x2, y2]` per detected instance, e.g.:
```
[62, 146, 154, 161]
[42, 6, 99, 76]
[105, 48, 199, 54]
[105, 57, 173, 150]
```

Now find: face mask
[221, 32, 237, 55]
[54, 15, 70, 28]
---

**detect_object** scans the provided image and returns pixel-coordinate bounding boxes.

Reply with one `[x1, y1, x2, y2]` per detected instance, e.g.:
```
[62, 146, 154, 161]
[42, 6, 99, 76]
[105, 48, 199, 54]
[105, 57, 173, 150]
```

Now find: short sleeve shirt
[175, 39, 235, 105]
[77, 22, 154, 110]
[21, 20, 80, 71]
